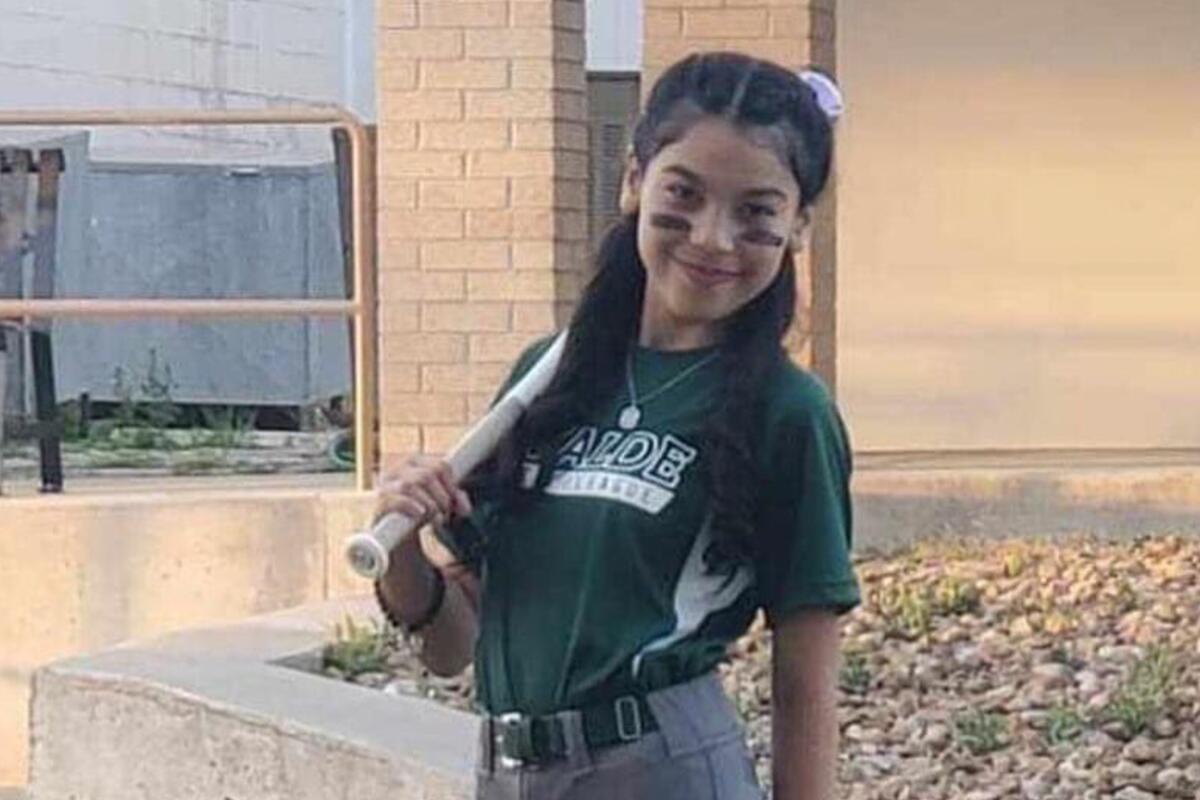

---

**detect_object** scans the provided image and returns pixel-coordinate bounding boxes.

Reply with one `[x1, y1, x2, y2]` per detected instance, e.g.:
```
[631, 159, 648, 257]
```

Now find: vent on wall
[587, 73, 640, 262]
[593, 122, 627, 238]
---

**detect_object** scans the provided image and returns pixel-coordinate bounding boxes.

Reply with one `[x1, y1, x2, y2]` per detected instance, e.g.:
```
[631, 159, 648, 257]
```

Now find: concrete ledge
[28, 598, 474, 800]
[854, 462, 1200, 553]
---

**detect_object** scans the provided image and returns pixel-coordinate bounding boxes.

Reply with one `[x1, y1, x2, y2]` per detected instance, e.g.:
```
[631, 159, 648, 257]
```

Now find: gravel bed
[322, 535, 1200, 799]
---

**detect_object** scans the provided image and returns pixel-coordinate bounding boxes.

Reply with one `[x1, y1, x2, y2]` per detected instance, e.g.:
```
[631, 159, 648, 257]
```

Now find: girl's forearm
[770, 610, 844, 800]
[772, 687, 839, 800]
[377, 532, 478, 675]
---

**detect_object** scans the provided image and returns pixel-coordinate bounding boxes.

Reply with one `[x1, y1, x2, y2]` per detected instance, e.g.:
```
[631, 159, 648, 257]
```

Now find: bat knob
[345, 532, 390, 579]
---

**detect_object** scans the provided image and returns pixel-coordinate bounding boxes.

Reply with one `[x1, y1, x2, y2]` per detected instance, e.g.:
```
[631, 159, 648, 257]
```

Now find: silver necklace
[619, 349, 720, 430]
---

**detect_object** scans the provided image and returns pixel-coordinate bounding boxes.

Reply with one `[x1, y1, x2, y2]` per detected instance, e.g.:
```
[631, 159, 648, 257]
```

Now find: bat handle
[344, 331, 568, 580]
[345, 511, 418, 579]
[344, 396, 523, 578]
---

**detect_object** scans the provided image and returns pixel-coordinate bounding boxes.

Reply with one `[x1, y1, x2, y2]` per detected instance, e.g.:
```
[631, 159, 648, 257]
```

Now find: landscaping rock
[318, 535, 1200, 798]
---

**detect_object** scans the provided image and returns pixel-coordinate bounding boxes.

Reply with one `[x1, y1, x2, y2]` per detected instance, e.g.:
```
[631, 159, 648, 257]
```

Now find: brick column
[375, 1, 589, 461]
[642, 0, 839, 394]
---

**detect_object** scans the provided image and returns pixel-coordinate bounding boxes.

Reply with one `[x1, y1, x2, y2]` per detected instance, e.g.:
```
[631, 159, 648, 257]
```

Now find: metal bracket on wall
[0, 147, 65, 492]
[31, 149, 65, 492]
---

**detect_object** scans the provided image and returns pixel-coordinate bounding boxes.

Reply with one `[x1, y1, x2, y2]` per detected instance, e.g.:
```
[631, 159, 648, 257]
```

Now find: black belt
[485, 694, 658, 768]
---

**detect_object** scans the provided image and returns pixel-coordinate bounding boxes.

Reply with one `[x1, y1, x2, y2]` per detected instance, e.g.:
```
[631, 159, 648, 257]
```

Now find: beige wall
[838, 0, 1200, 450]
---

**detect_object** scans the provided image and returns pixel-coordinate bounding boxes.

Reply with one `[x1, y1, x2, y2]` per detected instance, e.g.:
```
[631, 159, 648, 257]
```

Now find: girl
[374, 52, 860, 800]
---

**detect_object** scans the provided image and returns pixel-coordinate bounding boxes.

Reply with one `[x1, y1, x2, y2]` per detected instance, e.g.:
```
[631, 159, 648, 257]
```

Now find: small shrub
[1002, 550, 1026, 578]
[195, 405, 257, 449]
[111, 366, 139, 429]
[839, 651, 871, 694]
[1044, 705, 1084, 745]
[933, 575, 982, 616]
[323, 615, 392, 677]
[911, 537, 983, 565]
[109, 349, 181, 434]
[1103, 645, 1177, 739]
[1113, 578, 1139, 613]
[137, 348, 180, 430]
[59, 400, 86, 442]
[873, 584, 934, 640]
[954, 709, 1009, 755]
[872, 573, 980, 640]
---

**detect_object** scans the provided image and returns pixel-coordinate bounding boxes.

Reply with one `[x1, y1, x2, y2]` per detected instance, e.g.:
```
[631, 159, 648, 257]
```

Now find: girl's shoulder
[519, 332, 560, 366]
[760, 354, 838, 425]
[755, 355, 853, 474]
[499, 332, 562, 390]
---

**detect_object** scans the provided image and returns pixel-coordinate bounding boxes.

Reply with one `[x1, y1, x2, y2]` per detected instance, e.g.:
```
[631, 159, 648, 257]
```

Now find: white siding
[345, 0, 377, 122]
[587, 0, 641, 72]
[0, 0, 374, 162]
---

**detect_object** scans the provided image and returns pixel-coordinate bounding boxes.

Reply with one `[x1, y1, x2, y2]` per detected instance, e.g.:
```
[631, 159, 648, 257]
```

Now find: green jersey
[450, 335, 859, 716]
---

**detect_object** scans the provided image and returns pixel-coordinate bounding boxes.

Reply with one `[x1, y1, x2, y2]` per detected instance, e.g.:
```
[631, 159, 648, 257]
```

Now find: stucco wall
[838, 0, 1200, 450]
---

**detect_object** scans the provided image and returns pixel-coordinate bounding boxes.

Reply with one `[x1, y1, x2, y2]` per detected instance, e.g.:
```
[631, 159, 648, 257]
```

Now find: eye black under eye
[739, 229, 785, 247]
[649, 213, 691, 232]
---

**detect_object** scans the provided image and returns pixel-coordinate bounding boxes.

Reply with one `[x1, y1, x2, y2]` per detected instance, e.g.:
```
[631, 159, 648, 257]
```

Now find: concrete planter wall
[0, 485, 375, 785]
[28, 599, 475, 800]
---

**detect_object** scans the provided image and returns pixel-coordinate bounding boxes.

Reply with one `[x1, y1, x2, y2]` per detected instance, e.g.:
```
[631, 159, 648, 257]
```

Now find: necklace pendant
[618, 404, 641, 430]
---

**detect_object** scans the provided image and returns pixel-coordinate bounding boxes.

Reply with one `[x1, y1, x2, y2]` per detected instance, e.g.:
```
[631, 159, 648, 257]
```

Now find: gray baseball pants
[475, 672, 764, 800]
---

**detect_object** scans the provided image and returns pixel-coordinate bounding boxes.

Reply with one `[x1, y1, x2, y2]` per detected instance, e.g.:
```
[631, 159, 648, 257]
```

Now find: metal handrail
[0, 108, 378, 490]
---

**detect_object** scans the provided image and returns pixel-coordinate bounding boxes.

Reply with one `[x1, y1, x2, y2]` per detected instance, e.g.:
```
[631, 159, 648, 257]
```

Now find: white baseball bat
[344, 331, 568, 579]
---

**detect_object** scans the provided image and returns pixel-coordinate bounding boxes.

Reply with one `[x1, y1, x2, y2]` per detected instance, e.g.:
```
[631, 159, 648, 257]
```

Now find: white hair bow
[798, 70, 845, 122]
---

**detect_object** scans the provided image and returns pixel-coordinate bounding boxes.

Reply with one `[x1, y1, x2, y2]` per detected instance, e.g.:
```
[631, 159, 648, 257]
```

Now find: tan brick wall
[642, 0, 839, 393]
[376, 1, 588, 461]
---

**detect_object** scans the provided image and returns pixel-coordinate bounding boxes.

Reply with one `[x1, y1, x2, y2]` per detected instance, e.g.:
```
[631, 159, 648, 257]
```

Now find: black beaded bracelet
[374, 566, 446, 637]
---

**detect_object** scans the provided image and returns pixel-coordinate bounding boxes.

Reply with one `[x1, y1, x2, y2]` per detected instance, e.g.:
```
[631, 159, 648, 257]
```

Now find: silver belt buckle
[495, 712, 525, 769]
[614, 696, 643, 742]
